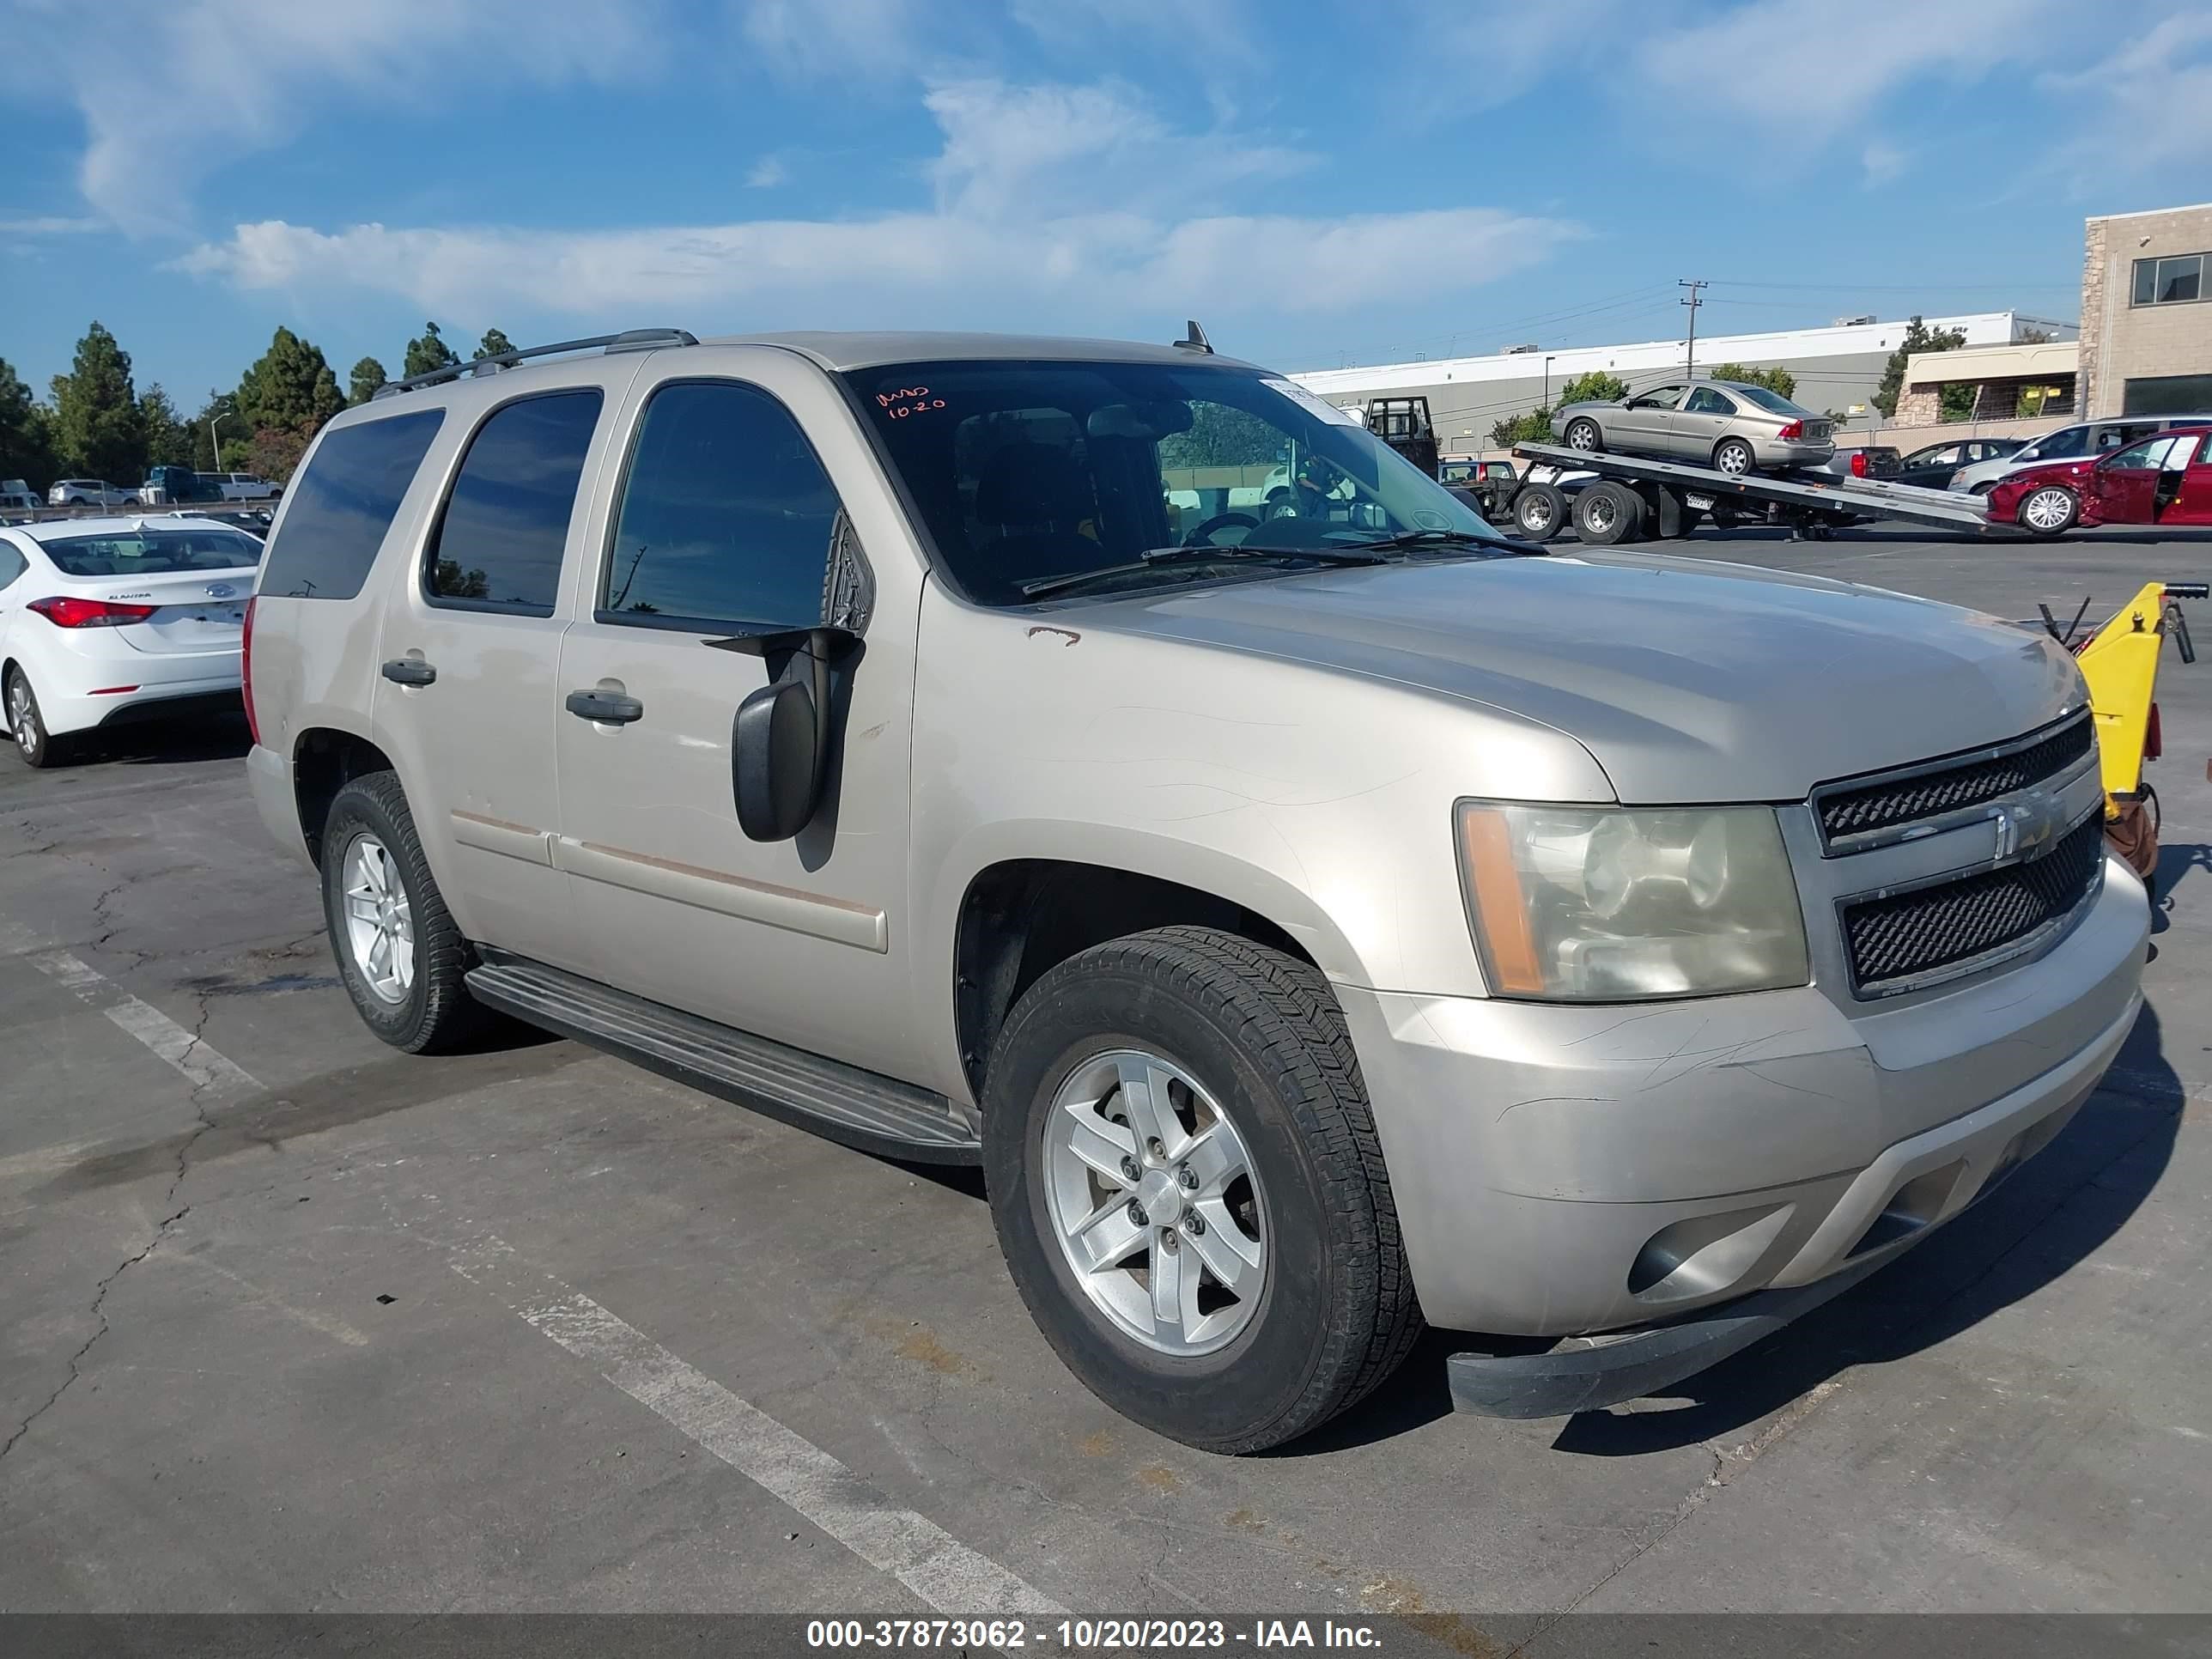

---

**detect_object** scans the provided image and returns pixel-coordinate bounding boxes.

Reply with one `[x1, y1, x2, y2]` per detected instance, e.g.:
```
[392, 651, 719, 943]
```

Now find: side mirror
[715, 625, 860, 842]
[732, 678, 820, 842]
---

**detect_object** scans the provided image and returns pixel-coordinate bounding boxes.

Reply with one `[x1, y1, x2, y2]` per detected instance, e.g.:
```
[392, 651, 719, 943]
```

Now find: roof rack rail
[373, 328, 698, 398]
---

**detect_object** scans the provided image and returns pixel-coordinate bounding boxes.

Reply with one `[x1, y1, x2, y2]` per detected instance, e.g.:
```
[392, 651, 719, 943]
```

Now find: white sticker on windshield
[1262, 380, 1367, 429]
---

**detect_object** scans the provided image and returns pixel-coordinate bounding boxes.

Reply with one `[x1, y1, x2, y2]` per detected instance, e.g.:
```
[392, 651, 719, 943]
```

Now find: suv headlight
[1455, 801, 1810, 1001]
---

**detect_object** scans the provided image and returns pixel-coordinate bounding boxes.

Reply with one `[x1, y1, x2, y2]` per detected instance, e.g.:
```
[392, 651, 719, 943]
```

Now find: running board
[465, 955, 981, 1164]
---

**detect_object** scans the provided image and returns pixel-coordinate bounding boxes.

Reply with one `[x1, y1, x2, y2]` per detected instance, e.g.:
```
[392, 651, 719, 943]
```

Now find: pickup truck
[242, 327, 2148, 1451]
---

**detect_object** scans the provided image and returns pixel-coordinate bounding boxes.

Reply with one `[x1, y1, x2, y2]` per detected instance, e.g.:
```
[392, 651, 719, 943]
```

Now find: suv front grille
[1815, 714, 2094, 849]
[1840, 812, 2106, 995]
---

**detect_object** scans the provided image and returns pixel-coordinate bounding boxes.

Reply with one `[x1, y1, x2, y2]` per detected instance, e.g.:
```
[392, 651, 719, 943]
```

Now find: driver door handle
[380, 659, 437, 686]
[566, 689, 645, 725]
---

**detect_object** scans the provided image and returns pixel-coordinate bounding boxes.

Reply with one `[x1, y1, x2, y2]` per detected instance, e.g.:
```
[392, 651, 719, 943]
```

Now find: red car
[1990, 425, 2212, 537]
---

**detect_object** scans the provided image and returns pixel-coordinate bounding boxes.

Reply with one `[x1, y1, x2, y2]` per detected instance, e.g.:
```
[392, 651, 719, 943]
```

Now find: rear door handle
[380, 659, 437, 686]
[566, 690, 645, 725]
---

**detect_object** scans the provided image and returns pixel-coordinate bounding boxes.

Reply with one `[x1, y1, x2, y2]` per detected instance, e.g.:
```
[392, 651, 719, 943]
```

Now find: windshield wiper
[1333, 527, 1531, 556]
[1019, 544, 1387, 601]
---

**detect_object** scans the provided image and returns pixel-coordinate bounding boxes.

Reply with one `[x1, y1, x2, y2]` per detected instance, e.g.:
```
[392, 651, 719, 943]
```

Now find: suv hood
[1086, 554, 2083, 804]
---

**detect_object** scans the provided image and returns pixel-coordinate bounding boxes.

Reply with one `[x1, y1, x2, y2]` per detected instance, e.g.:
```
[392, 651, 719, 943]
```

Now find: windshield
[1729, 384, 1814, 417]
[40, 528, 264, 576]
[851, 360, 1505, 605]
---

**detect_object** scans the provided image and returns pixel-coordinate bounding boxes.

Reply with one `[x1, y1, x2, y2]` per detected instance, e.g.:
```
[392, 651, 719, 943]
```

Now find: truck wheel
[1712, 437, 1757, 477]
[1563, 418, 1602, 453]
[2017, 485, 2079, 538]
[320, 771, 491, 1054]
[5, 667, 71, 769]
[983, 927, 1421, 1454]
[1574, 481, 1644, 545]
[1512, 481, 1566, 542]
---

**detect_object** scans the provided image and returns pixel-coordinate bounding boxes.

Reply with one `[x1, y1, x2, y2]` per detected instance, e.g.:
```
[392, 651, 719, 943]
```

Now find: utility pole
[1679, 279, 1707, 376]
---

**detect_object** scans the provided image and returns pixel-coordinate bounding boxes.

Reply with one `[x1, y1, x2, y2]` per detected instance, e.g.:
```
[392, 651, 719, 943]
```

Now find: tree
[0, 358, 59, 488]
[139, 384, 193, 467]
[236, 326, 344, 435]
[348, 357, 389, 405]
[403, 322, 459, 380]
[49, 321, 146, 483]
[1486, 372, 1627, 450]
[475, 328, 517, 362]
[1703, 362, 1797, 400]
[246, 423, 316, 485]
[2019, 326, 2054, 345]
[1871, 314, 1967, 419]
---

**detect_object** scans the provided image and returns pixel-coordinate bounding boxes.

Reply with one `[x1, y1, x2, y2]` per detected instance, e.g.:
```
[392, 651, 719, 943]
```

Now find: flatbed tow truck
[1499, 440, 2018, 545]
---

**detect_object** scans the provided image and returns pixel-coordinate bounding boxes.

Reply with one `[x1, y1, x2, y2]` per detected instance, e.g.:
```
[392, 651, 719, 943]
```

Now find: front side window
[425, 390, 603, 613]
[261, 410, 444, 600]
[602, 380, 845, 629]
[2133, 253, 2204, 306]
[851, 359, 1505, 607]
[1628, 385, 1683, 409]
[40, 527, 263, 576]
[2106, 435, 2181, 471]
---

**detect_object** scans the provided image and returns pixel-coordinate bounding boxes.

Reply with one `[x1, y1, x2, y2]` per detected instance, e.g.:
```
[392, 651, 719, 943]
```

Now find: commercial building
[2080, 202, 2212, 417]
[1287, 312, 2074, 451]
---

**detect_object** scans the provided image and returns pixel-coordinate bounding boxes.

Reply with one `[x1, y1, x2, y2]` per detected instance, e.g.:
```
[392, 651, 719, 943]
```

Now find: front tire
[320, 771, 490, 1053]
[1563, 418, 1602, 453]
[2017, 484, 2080, 538]
[5, 666, 70, 769]
[983, 927, 1420, 1454]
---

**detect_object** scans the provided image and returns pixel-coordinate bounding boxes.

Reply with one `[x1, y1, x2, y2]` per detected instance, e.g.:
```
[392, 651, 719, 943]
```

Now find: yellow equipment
[2055, 580, 2202, 818]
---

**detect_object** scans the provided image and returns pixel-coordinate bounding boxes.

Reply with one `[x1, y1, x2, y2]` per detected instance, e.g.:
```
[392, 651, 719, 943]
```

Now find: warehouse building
[1287, 312, 2074, 448]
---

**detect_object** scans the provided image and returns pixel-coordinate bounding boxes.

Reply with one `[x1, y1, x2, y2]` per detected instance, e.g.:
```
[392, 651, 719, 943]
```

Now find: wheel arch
[292, 722, 399, 866]
[945, 842, 1354, 1105]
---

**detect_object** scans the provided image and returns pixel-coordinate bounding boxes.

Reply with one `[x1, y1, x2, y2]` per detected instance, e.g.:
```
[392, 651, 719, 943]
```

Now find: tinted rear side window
[260, 410, 445, 599]
[426, 391, 603, 613]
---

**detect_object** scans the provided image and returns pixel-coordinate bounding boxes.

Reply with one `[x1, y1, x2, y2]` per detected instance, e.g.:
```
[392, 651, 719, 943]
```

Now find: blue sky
[3, 0, 2209, 405]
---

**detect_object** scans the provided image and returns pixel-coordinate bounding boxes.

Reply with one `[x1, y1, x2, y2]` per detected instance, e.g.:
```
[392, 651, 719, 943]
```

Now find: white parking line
[451, 1233, 1065, 1619]
[25, 945, 261, 1100]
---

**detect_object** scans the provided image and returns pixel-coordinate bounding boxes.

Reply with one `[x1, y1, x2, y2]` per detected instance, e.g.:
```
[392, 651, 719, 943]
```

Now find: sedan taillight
[27, 596, 159, 628]
[1777, 419, 1805, 441]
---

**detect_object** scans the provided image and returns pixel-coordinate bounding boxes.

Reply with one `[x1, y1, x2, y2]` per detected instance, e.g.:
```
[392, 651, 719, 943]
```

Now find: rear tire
[1712, 437, 1757, 477]
[1512, 481, 1567, 542]
[1574, 481, 1645, 545]
[1564, 418, 1602, 453]
[2017, 484, 2080, 538]
[983, 926, 1421, 1454]
[5, 667, 70, 769]
[320, 771, 491, 1054]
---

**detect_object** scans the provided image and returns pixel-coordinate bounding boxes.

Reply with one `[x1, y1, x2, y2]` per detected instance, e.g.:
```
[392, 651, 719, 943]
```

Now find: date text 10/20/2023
[805, 1619, 1384, 1649]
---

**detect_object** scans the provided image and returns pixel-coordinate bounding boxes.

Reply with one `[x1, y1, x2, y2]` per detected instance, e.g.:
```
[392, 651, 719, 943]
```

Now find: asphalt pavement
[2, 524, 2209, 1633]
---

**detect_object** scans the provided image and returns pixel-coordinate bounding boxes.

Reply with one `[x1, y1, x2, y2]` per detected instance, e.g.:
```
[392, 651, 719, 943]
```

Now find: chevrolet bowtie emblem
[1990, 789, 2063, 862]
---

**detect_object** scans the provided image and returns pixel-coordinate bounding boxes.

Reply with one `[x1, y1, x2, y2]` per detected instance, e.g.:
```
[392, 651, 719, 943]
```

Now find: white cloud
[745, 156, 791, 189]
[10, 0, 664, 234]
[1860, 141, 1907, 186]
[177, 75, 1576, 325]
[1633, 0, 2060, 140]
[1009, 0, 1250, 61]
[923, 78, 1307, 217]
[738, 0, 924, 81]
[179, 204, 1577, 324]
[2040, 10, 2212, 177]
[0, 214, 106, 234]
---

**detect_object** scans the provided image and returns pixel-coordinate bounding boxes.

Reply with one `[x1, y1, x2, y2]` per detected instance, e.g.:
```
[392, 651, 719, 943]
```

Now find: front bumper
[1339, 854, 2148, 1345]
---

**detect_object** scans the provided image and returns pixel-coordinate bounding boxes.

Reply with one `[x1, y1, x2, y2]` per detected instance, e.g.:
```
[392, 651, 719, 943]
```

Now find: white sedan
[0, 515, 262, 768]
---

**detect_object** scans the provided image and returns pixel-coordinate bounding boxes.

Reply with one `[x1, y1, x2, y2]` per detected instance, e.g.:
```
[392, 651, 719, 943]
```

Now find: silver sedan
[1552, 378, 1836, 475]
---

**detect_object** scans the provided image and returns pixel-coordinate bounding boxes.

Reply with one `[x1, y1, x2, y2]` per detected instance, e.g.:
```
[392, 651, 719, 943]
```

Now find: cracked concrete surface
[3, 529, 2211, 1624]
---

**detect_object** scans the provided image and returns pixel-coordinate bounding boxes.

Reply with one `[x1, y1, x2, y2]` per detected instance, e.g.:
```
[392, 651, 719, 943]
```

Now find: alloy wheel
[1042, 1048, 1267, 1357]
[8, 679, 33, 758]
[341, 833, 416, 1004]
[2022, 488, 2075, 532]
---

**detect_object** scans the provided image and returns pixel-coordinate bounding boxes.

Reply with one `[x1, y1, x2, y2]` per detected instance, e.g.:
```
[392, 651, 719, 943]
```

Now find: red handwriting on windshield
[878, 386, 948, 419]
